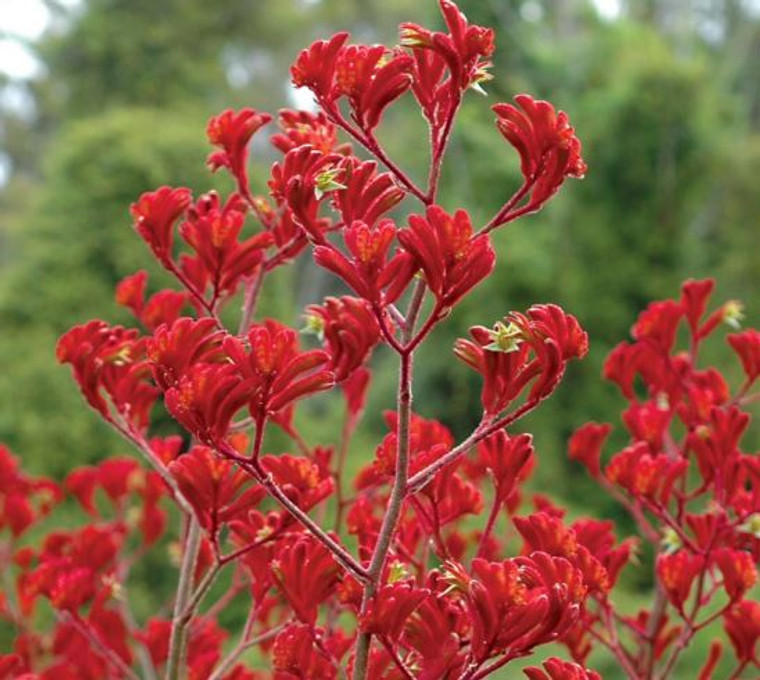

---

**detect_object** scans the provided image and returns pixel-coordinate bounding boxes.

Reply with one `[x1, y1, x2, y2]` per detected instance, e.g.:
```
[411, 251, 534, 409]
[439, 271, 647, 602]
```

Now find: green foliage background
[1, 0, 759, 676]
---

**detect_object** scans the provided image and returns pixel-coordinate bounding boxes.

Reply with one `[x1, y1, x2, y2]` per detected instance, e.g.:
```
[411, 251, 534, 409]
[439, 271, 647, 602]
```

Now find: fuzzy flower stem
[165, 516, 202, 680]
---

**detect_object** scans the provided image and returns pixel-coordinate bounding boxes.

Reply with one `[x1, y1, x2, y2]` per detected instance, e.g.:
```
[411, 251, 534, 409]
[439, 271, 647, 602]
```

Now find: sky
[0, 0, 624, 81]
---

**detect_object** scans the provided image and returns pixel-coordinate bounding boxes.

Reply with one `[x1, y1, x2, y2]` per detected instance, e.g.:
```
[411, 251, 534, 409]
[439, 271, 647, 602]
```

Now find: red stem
[480, 177, 537, 234]
[426, 96, 461, 203]
[352, 351, 414, 679]
[475, 493, 503, 559]
[407, 400, 538, 494]
[330, 110, 428, 204]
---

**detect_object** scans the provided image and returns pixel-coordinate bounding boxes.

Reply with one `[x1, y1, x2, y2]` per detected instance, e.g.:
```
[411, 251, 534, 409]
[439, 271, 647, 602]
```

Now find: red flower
[723, 600, 760, 662]
[0, 446, 61, 538]
[452, 552, 586, 662]
[633, 299, 683, 354]
[568, 422, 612, 478]
[116, 270, 188, 331]
[403, 579, 468, 678]
[680, 278, 715, 335]
[206, 108, 272, 194]
[697, 641, 723, 680]
[401, 0, 494, 93]
[360, 581, 428, 642]
[314, 218, 417, 305]
[343, 367, 371, 422]
[455, 304, 588, 415]
[332, 158, 405, 227]
[164, 363, 250, 445]
[398, 205, 495, 310]
[147, 317, 226, 391]
[656, 550, 703, 611]
[131, 186, 192, 267]
[260, 454, 334, 514]
[292, 34, 412, 133]
[290, 32, 350, 109]
[572, 518, 635, 589]
[179, 191, 273, 300]
[224, 319, 334, 420]
[688, 406, 749, 496]
[270, 109, 340, 154]
[135, 618, 172, 667]
[272, 623, 337, 679]
[305, 296, 381, 382]
[169, 446, 261, 535]
[623, 401, 672, 451]
[268, 145, 343, 241]
[713, 548, 757, 601]
[271, 535, 340, 624]
[728, 329, 760, 386]
[524, 658, 601, 680]
[115, 270, 147, 316]
[514, 513, 610, 595]
[606, 443, 687, 505]
[139, 290, 187, 332]
[25, 525, 122, 613]
[494, 95, 585, 212]
[335, 45, 413, 132]
[476, 431, 534, 508]
[66, 457, 144, 517]
[57, 321, 158, 431]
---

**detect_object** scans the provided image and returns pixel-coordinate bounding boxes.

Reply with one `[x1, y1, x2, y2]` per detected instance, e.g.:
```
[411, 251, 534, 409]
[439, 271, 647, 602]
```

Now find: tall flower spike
[131, 186, 193, 268]
[206, 108, 272, 196]
[398, 205, 495, 311]
[494, 95, 585, 214]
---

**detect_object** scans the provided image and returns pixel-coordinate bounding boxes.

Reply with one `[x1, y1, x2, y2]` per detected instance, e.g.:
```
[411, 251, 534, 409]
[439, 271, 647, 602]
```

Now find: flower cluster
[566, 279, 760, 679]
[9, 2, 758, 680]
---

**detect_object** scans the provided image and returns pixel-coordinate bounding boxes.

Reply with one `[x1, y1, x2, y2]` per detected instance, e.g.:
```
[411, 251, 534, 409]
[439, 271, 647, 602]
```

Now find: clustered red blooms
[2, 2, 758, 680]
[566, 278, 760, 679]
